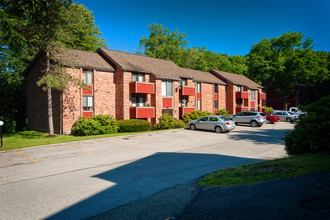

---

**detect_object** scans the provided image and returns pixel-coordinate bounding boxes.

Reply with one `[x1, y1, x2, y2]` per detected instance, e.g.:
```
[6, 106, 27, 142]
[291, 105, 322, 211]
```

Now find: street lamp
[0, 121, 3, 147]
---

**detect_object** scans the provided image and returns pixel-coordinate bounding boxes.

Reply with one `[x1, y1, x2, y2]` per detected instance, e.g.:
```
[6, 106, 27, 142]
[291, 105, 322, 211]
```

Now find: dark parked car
[187, 115, 236, 133]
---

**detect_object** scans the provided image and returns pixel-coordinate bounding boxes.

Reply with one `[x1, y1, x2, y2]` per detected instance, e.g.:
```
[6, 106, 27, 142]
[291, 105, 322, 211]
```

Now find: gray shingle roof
[99, 48, 226, 84]
[180, 68, 226, 85]
[210, 69, 262, 89]
[98, 48, 184, 80]
[58, 49, 115, 72]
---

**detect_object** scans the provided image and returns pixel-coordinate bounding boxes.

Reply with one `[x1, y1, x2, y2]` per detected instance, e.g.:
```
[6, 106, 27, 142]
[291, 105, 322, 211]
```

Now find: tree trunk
[46, 51, 54, 136]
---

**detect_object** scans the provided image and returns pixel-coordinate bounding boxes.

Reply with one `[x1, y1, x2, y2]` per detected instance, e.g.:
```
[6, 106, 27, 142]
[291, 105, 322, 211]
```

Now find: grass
[0, 130, 154, 151]
[199, 154, 330, 186]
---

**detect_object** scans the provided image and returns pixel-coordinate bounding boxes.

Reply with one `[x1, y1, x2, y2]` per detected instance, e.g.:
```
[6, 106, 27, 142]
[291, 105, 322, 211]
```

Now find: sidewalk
[89, 171, 330, 220]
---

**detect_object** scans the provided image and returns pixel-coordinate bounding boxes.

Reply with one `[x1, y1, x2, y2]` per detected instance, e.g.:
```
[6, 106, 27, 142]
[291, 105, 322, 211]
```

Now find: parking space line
[106, 139, 138, 148]
[15, 150, 39, 163]
[67, 144, 95, 155]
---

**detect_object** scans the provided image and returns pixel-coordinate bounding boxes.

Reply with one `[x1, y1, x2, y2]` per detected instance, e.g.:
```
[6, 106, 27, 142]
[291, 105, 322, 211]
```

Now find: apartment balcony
[259, 93, 266, 100]
[129, 81, 154, 94]
[130, 107, 155, 119]
[236, 106, 249, 113]
[179, 107, 195, 116]
[179, 86, 195, 96]
[236, 91, 248, 99]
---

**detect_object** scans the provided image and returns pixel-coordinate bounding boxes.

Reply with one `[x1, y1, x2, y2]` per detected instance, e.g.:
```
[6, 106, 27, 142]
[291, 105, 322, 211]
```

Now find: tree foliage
[246, 32, 329, 108]
[285, 95, 330, 155]
[0, 0, 106, 133]
[138, 23, 248, 74]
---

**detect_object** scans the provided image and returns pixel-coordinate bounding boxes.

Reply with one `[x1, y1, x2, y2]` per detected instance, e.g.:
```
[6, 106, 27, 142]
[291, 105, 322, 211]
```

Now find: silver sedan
[187, 115, 236, 133]
[273, 111, 299, 122]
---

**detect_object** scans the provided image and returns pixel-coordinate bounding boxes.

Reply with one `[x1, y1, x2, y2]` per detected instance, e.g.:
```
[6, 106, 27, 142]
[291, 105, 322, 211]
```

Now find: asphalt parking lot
[0, 122, 294, 219]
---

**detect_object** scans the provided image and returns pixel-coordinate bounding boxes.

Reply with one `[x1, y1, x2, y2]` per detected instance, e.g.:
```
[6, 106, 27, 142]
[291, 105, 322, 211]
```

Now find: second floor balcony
[236, 91, 248, 99]
[129, 81, 155, 94]
[179, 86, 195, 96]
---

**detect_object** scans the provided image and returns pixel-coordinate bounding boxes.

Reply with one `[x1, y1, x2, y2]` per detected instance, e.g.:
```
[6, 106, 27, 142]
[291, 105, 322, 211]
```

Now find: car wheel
[266, 119, 271, 124]
[190, 124, 196, 130]
[250, 120, 258, 127]
[215, 126, 222, 133]
[286, 118, 292, 122]
[235, 122, 238, 125]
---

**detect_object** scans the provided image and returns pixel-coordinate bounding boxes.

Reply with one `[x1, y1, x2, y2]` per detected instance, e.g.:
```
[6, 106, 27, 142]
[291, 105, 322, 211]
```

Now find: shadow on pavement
[46, 152, 262, 219]
[229, 128, 292, 145]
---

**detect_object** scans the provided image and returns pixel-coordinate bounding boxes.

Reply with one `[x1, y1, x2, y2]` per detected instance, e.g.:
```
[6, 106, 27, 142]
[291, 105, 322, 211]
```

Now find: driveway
[0, 122, 293, 219]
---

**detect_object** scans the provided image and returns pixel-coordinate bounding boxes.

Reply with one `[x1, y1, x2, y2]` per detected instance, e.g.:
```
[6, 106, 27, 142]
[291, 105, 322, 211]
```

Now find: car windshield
[219, 116, 230, 121]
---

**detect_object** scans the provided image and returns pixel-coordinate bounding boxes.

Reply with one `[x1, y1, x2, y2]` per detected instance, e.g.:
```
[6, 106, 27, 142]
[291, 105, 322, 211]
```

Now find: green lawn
[199, 153, 330, 186]
[0, 130, 153, 151]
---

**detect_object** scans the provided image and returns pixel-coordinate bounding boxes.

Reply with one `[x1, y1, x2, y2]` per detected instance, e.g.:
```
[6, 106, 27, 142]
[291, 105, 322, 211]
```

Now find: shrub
[263, 107, 274, 114]
[0, 116, 16, 133]
[117, 119, 151, 132]
[182, 110, 212, 124]
[217, 109, 229, 116]
[73, 115, 118, 136]
[284, 95, 330, 155]
[154, 113, 185, 130]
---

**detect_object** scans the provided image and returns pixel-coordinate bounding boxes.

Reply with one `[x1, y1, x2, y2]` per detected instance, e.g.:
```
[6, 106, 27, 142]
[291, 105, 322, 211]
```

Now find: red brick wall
[173, 81, 180, 119]
[62, 68, 82, 134]
[94, 70, 115, 116]
[201, 83, 213, 112]
[26, 54, 61, 134]
[219, 85, 226, 110]
[227, 84, 235, 114]
[152, 79, 162, 124]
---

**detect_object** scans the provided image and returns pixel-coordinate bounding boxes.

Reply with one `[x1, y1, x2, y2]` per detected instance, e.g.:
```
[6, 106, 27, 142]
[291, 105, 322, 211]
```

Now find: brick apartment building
[209, 69, 266, 114]
[25, 48, 228, 134]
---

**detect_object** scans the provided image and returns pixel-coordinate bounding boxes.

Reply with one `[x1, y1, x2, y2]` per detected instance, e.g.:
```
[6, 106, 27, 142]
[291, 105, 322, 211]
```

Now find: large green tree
[138, 23, 187, 64]
[246, 32, 329, 109]
[0, 0, 106, 134]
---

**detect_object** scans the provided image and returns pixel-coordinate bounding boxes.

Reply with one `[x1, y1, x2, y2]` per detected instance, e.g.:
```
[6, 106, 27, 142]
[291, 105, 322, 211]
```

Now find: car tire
[190, 124, 196, 130]
[266, 119, 271, 124]
[286, 118, 292, 122]
[250, 120, 258, 127]
[235, 122, 238, 125]
[215, 126, 222, 133]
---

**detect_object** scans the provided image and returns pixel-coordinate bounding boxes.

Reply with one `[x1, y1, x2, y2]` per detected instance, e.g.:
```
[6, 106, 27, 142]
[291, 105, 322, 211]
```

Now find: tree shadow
[229, 128, 292, 145]
[46, 152, 262, 219]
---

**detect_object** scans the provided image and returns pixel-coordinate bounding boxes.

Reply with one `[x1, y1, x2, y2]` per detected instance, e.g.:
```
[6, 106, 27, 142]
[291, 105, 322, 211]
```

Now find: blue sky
[77, 0, 329, 56]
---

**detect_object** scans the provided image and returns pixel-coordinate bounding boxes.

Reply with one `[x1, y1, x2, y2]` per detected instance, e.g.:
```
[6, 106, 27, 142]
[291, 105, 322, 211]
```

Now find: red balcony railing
[162, 97, 173, 108]
[129, 81, 154, 94]
[236, 91, 248, 99]
[259, 93, 266, 100]
[179, 107, 195, 116]
[130, 107, 155, 119]
[179, 86, 195, 96]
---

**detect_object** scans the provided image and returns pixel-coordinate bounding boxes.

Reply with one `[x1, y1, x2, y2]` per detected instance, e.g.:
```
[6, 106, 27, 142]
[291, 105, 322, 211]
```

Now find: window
[236, 86, 241, 92]
[214, 100, 218, 109]
[197, 82, 201, 93]
[251, 90, 256, 101]
[132, 73, 144, 82]
[161, 80, 173, 96]
[180, 78, 187, 87]
[132, 94, 145, 107]
[83, 70, 93, 85]
[209, 117, 218, 122]
[214, 84, 218, 93]
[83, 96, 93, 111]
[236, 99, 242, 106]
[199, 116, 208, 121]
[197, 99, 201, 110]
